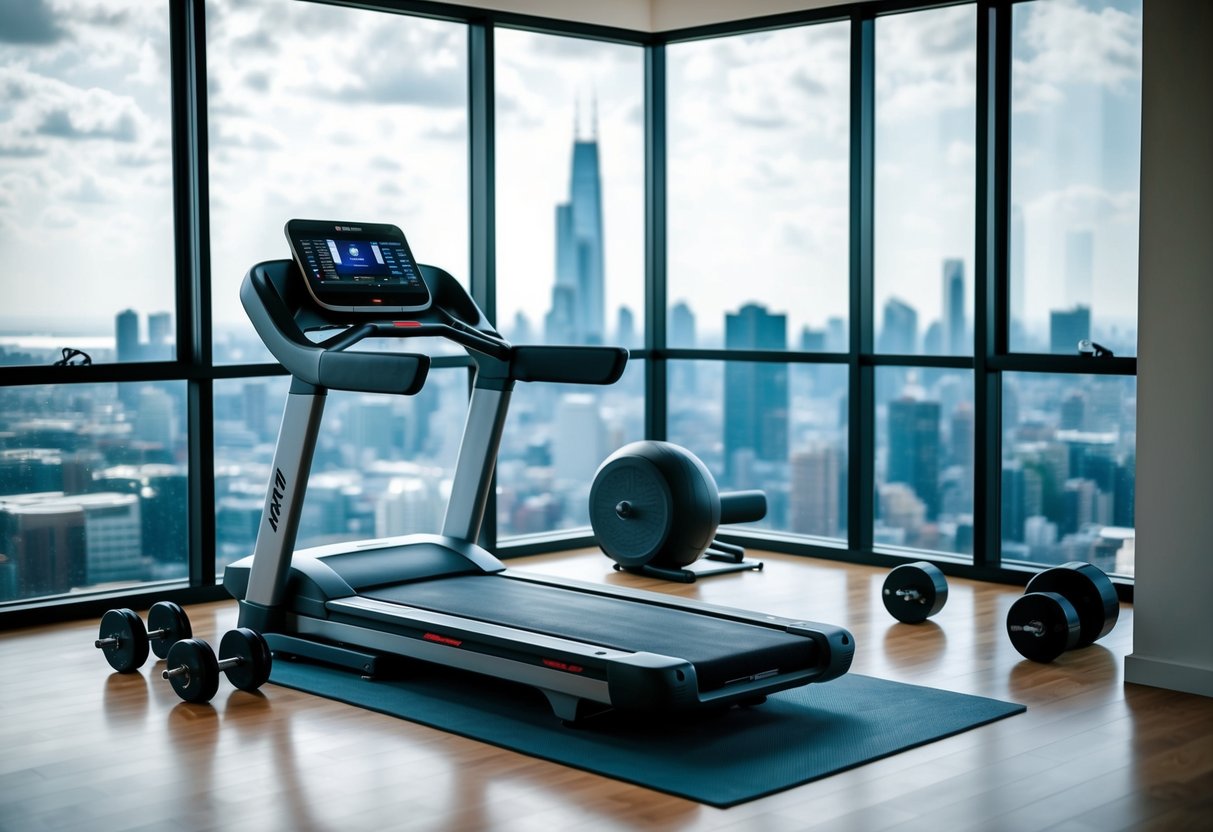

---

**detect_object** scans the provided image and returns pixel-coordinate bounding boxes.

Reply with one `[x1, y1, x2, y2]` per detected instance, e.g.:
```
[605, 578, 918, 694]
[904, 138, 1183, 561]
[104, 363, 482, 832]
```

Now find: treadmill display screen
[285, 219, 432, 313]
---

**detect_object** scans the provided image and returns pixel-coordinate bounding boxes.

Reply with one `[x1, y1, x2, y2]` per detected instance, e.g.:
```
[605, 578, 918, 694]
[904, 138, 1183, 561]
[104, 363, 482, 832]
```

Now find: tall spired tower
[546, 100, 605, 345]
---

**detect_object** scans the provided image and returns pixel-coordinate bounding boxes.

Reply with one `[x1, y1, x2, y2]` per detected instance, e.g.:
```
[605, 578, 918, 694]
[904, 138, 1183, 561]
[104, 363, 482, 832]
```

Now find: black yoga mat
[269, 660, 1024, 808]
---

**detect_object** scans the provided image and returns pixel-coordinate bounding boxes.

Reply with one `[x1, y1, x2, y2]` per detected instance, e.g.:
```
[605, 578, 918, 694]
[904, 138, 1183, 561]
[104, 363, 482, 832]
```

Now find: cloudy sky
[0, 0, 1142, 350]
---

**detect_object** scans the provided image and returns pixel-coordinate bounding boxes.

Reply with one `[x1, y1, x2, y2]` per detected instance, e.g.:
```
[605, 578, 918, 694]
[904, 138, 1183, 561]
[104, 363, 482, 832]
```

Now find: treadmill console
[285, 218, 432, 314]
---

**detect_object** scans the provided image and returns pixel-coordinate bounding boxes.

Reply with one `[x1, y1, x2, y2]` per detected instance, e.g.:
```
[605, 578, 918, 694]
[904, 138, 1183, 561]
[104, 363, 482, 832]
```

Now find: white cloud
[875, 5, 976, 123]
[1013, 0, 1142, 113]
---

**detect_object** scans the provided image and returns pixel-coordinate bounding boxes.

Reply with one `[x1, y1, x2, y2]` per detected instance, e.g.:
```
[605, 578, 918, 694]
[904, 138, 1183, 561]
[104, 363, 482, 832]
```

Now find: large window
[871, 5, 976, 558]
[1, 0, 1145, 619]
[664, 21, 851, 543]
[0, 1, 186, 606]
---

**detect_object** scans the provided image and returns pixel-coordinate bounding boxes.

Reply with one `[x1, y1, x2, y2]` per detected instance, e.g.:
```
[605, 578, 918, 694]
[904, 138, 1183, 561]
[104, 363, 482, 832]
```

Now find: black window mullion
[171, 0, 214, 588]
[468, 20, 495, 324]
[468, 20, 497, 550]
[849, 12, 876, 555]
[645, 43, 668, 443]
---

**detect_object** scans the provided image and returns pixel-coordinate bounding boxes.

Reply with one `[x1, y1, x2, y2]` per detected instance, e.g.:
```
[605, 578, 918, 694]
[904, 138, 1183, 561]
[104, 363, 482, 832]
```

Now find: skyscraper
[146, 312, 172, 361]
[1050, 306, 1091, 354]
[669, 301, 697, 394]
[723, 304, 788, 482]
[789, 445, 841, 538]
[887, 396, 941, 520]
[670, 301, 696, 348]
[115, 309, 139, 362]
[879, 298, 918, 354]
[546, 113, 605, 345]
[943, 258, 965, 355]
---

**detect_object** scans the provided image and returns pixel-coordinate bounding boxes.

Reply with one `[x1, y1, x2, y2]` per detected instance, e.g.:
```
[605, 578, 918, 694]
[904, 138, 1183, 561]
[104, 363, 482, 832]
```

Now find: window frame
[0, 0, 1137, 627]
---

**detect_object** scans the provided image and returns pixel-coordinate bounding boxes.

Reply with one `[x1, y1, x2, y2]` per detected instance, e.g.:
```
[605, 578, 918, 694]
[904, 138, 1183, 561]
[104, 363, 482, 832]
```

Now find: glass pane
[497, 360, 644, 538]
[214, 369, 465, 572]
[667, 360, 849, 542]
[875, 367, 974, 556]
[0, 382, 189, 603]
[874, 5, 976, 357]
[0, 1, 175, 365]
[495, 30, 643, 348]
[206, 1, 468, 364]
[1002, 372, 1135, 577]
[1009, 0, 1142, 356]
[667, 23, 851, 350]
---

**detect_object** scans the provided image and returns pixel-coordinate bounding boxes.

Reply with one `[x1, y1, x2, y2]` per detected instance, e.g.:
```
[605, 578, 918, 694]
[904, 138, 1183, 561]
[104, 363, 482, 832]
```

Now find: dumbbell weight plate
[165, 638, 221, 703]
[220, 627, 273, 692]
[1006, 591, 1081, 662]
[1025, 562, 1119, 647]
[589, 456, 674, 569]
[97, 608, 150, 673]
[147, 601, 192, 659]
[882, 562, 948, 624]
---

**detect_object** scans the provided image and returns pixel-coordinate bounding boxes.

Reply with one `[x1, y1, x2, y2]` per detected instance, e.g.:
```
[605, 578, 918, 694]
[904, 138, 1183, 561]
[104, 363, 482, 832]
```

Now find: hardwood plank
[1, 550, 1211, 831]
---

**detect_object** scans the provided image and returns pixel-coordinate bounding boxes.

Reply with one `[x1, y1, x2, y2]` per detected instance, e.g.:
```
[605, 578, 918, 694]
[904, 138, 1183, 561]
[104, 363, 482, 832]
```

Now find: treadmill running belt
[363, 575, 817, 691]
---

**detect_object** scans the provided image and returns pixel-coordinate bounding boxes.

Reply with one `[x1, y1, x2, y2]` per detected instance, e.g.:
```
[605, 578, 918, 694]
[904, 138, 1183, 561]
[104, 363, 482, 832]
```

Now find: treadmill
[223, 220, 854, 722]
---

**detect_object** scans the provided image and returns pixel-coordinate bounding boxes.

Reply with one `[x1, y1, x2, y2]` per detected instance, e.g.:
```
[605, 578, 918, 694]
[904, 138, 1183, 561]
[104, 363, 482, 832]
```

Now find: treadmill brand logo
[267, 468, 287, 532]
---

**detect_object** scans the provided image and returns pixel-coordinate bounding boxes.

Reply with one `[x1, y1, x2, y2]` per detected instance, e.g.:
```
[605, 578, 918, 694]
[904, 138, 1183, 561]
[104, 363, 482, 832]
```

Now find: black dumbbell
[95, 602, 193, 672]
[1006, 561, 1119, 662]
[162, 628, 272, 703]
[882, 561, 948, 623]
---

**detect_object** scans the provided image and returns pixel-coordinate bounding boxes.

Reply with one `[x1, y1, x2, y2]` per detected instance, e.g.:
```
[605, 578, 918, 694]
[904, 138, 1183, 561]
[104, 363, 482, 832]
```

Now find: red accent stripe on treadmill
[542, 658, 584, 674]
[423, 633, 462, 647]
[394, 321, 422, 327]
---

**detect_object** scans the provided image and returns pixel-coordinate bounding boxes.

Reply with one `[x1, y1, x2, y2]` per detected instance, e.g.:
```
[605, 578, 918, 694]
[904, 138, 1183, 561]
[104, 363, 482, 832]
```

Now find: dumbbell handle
[162, 655, 245, 681]
[95, 625, 173, 650]
[1010, 620, 1046, 637]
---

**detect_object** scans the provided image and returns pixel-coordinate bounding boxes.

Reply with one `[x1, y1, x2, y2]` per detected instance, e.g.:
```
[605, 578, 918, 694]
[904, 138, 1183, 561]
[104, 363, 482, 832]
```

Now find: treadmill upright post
[442, 377, 513, 543]
[240, 383, 326, 632]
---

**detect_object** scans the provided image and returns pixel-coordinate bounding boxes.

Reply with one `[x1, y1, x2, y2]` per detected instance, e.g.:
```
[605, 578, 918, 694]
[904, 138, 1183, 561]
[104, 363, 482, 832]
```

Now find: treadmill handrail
[241, 261, 430, 394]
[242, 259, 628, 389]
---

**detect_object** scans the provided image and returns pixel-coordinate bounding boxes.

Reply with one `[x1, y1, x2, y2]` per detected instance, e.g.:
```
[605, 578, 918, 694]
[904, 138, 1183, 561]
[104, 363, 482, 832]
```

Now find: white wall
[1124, 0, 1213, 698]
[441, 0, 845, 31]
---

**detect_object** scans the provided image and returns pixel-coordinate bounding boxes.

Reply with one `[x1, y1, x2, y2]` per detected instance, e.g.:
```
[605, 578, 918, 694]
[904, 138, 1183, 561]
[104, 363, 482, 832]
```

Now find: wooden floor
[2, 550, 1211, 832]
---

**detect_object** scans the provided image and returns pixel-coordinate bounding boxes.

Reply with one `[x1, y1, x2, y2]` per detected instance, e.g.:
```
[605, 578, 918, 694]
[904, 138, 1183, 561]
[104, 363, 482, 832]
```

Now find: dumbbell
[162, 628, 272, 703]
[1006, 561, 1119, 662]
[882, 561, 948, 623]
[95, 602, 193, 672]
